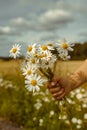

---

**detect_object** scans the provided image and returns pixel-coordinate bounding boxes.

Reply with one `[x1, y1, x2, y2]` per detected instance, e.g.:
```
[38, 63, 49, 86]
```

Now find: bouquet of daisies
[9, 39, 74, 92]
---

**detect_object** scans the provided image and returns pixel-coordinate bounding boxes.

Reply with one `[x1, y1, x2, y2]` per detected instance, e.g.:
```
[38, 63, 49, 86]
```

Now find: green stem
[39, 68, 50, 79]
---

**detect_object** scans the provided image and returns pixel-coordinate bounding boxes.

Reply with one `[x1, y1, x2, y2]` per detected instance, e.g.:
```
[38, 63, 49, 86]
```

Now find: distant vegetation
[70, 42, 87, 60]
[0, 42, 87, 61]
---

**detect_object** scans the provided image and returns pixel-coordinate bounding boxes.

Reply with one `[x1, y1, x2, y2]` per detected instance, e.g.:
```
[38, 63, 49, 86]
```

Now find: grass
[0, 59, 84, 77]
[0, 59, 87, 130]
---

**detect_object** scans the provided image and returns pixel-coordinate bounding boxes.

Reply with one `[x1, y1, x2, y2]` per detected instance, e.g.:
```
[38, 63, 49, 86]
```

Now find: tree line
[69, 42, 87, 60]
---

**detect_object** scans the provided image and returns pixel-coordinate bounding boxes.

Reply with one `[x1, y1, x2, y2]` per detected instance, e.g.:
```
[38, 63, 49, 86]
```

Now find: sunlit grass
[0, 59, 87, 130]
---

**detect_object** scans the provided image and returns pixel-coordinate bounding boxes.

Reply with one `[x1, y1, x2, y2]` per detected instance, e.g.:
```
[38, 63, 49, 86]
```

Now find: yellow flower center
[12, 48, 17, 53]
[28, 46, 32, 52]
[31, 79, 37, 86]
[45, 61, 49, 65]
[41, 45, 48, 51]
[27, 70, 31, 75]
[31, 58, 35, 64]
[62, 43, 68, 49]
[36, 54, 47, 59]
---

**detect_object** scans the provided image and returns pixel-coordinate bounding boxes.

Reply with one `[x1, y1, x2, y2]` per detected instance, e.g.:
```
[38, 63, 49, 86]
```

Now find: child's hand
[47, 76, 75, 100]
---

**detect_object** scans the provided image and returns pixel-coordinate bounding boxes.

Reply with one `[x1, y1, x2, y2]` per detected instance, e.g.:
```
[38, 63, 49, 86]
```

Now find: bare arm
[69, 59, 87, 89]
[47, 59, 87, 100]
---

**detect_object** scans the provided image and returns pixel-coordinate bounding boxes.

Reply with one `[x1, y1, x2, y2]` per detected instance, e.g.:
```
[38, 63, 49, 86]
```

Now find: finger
[49, 86, 61, 93]
[51, 81, 57, 87]
[52, 76, 61, 83]
[56, 92, 66, 100]
[46, 82, 52, 89]
[52, 88, 64, 98]
[47, 81, 58, 89]
[46, 82, 50, 88]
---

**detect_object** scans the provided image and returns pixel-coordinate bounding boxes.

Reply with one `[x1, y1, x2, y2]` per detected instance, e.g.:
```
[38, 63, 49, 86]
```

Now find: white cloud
[9, 9, 73, 31]
[39, 9, 71, 23]
[38, 9, 73, 30]
[10, 17, 29, 26]
[0, 26, 20, 35]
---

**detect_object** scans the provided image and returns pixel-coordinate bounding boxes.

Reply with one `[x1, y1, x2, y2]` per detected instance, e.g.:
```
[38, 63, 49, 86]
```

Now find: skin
[47, 76, 78, 100]
[47, 60, 87, 100]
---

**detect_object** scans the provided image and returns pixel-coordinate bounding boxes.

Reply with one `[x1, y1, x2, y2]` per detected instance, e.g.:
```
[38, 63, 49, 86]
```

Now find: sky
[0, 0, 87, 57]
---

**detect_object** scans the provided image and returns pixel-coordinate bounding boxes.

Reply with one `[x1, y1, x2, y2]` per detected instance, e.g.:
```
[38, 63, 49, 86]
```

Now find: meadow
[0, 59, 87, 130]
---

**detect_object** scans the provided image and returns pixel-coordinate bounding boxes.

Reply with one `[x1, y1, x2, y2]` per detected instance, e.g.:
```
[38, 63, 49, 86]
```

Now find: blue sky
[0, 0, 87, 57]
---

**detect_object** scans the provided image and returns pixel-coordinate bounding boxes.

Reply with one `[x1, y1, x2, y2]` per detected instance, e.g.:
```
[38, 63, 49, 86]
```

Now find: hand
[47, 76, 75, 100]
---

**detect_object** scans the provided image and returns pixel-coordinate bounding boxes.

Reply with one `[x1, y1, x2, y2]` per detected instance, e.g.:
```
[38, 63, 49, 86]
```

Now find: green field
[0, 59, 87, 130]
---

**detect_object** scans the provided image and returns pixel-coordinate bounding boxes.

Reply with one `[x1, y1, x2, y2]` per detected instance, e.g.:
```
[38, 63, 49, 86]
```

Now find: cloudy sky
[0, 0, 87, 57]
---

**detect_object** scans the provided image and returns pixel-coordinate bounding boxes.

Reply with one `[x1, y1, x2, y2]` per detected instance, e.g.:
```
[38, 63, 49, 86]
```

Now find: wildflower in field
[61, 115, 67, 120]
[49, 110, 55, 117]
[33, 117, 37, 121]
[39, 119, 43, 126]
[40, 44, 54, 53]
[59, 51, 70, 60]
[43, 97, 50, 102]
[34, 102, 42, 110]
[76, 93, 83, 99]
[22, 64, 35, 77]
[25, 74, 47, 92]
[26, 54, 39, 66]
[82, 103, 87, 108]
[75, 89, 81, 94]
[27, 43, 37, 54]
[41, 59, 52, 69]
[56, 39, 74, 53]
[76, 124, 81, 129]
[9, 44, 21, 59]
[77, 119, 82, 125]
[66, 98, 75, 104]
[84, 113, 87, 119]
[71, 117, 77, 124]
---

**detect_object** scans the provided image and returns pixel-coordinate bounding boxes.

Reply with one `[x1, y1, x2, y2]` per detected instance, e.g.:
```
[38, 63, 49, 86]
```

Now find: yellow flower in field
[9, 44, 21, 59]
[25, 74, 47, 92]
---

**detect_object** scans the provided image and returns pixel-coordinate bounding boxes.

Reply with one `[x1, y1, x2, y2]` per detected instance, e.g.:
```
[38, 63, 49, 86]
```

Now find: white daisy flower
[25, 74, 46, 92]
[47, 53, 57, 62]
[26, 54, 39, 67]
[22, 64, 35, 77]
[77, 119, 82, 124]
[76, 125, 81, 129]
[9, 44, 21, 59]
[40, 53, 56, 69]
[34, 102, 42, 110]
[49, 110, 55, 117]
[27, 43, 37, 54]
[39, 44, 54, 54]
[56, 39, 74, 53]
[41, 60, 52, 69]
[71, 117, 77, 124]
[39, 119, 43, 126]
[39, 51, 53, 61]
[84, 113, 87, 119]
[59, 52, 70, 60]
